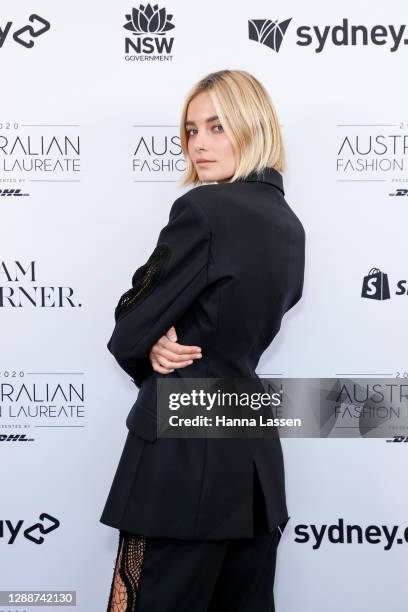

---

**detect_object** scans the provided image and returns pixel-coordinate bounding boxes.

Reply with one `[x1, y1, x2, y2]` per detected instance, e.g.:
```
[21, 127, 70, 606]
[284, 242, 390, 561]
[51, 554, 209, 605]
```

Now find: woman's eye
[186, 125, 223, 136]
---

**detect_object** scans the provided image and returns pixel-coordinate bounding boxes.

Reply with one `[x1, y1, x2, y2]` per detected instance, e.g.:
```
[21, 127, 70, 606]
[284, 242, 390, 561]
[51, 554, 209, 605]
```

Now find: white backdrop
[1, 1, 407, 610]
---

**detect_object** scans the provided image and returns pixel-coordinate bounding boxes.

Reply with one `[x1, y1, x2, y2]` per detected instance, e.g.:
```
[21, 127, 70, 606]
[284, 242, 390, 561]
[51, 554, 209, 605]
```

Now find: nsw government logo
[123, 3, 175, 61]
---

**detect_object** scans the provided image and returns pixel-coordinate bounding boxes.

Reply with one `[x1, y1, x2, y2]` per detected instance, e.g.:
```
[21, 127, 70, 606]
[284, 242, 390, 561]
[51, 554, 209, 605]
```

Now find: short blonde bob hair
[179, 69, 286, 186]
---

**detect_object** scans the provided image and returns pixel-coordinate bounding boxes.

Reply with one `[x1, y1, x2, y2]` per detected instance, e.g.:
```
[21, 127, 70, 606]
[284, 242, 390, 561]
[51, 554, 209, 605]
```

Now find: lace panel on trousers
[114, 244, 170, 322]
[107, 530, 147, 612]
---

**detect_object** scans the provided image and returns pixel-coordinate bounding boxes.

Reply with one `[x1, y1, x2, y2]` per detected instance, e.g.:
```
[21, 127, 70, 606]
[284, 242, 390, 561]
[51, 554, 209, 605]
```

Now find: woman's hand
[149, 326, 202, 374]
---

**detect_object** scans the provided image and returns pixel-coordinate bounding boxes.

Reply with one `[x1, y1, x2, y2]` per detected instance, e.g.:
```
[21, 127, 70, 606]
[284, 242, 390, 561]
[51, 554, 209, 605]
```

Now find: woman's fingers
[154, 337, 202, 364]
[166, 326, 178, 342]
[158, 335, 202, 354]
[154, 354, 195, 369]
[152, 344, 202, 364]
[150, 356, 175, 374]
[152, 349, 201, 368]
[150, 354, 198, 373]
[149, 328, 203, 372]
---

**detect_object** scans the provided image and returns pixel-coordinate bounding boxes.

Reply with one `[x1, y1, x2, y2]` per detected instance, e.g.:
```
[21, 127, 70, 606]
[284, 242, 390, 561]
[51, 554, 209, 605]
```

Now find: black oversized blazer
[102, 166, 305, 540]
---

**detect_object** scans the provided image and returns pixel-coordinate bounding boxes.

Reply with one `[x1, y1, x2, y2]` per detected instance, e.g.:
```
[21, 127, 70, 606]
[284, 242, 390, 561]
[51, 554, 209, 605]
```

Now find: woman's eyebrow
[185, 115, 219, 126]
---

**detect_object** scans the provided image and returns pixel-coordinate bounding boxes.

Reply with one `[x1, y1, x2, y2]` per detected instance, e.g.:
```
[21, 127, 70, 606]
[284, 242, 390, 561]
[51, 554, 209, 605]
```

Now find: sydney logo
[248, 18, 292, 52]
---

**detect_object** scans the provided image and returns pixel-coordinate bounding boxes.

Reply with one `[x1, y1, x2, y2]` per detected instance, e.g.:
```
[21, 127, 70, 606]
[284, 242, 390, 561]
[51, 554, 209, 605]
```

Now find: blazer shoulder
[167, 188, 212, 233]
[183, 182, 231, 202]
[180, 183, 234, 217]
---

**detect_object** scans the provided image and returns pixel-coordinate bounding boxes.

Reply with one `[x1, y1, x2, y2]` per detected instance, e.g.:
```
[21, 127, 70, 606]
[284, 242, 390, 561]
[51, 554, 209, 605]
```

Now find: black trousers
[106, 465, 285, 611]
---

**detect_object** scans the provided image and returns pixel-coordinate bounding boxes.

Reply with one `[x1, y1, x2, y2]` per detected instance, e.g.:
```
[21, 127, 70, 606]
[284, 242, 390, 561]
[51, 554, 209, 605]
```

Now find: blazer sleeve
[107, 193, 211, 387]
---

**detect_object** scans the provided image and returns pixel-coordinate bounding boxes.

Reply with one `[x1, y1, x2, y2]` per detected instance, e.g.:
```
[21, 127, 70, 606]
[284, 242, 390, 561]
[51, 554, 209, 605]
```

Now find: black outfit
[106, 465, 282, 611]
[100, 166, 305, 610]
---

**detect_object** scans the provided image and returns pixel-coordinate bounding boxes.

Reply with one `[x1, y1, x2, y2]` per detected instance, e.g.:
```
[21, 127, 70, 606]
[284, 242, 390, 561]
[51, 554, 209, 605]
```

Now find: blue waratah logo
[248, 18, 292, 52]
[124, 3, 175, 35]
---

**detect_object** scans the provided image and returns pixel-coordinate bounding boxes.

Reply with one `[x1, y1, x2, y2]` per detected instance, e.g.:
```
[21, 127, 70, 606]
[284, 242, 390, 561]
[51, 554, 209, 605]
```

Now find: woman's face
[186, 91, 236, 183]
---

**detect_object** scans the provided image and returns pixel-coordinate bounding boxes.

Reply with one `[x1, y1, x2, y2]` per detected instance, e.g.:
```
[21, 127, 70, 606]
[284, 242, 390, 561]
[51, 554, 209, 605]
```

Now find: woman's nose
[195, 140, 208, 151]
[195, 131, 210, 150]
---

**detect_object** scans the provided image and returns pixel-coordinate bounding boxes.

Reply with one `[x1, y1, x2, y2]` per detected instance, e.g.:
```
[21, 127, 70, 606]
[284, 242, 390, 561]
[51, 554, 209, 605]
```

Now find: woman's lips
[196, 160, 215, 165]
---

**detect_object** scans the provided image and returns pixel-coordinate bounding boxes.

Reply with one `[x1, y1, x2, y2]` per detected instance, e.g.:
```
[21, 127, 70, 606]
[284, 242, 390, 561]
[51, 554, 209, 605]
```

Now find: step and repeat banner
[1, 1, 407, 610]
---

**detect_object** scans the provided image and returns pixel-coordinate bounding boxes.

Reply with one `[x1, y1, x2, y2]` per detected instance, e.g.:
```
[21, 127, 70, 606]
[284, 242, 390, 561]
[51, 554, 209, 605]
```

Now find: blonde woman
[101, 69, 305, 611]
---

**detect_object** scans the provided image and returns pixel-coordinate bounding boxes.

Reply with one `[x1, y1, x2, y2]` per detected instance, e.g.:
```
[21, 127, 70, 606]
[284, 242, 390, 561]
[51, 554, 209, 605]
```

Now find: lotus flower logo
[124, 3, 175, 35]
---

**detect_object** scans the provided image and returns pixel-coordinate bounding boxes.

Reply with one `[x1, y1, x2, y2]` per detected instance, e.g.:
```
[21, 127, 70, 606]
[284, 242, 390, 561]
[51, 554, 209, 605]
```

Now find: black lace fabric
[106, 530, 147, 611]
[114, 244, 171, 322]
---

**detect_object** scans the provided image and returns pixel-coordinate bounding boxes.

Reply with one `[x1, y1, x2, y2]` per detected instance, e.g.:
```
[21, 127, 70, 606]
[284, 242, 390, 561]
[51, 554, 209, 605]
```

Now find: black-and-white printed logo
[0, 513, 60, 544]
[0, 368, 86, 430]
[248, 17, 407, 53]
[389, 188, 408, 197]
[131, 125, 183, 180]
[386, 435, 408, 443]
[294, 519, 408, 550]
[0, 434, 34, 442]
[124, 3, 175, 61]
[248, 18, 292, 52]
[361, 267, 408, 300]
[0, 121, 81, 184]
[0, 14, 50, 49]
[0, 260, 81, 308]
[361, 267, 390, 300]
[0, 188, 29, 197]
[336, 121, 408, 186]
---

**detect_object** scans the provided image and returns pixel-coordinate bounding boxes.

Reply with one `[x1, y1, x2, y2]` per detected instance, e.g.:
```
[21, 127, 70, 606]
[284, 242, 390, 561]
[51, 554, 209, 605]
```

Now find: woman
[100, 69, 305, 611]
